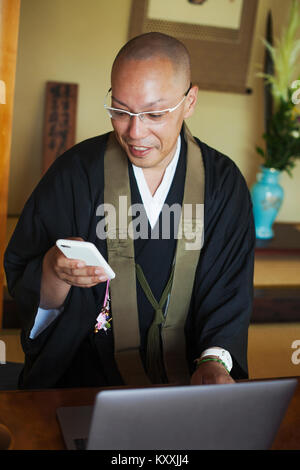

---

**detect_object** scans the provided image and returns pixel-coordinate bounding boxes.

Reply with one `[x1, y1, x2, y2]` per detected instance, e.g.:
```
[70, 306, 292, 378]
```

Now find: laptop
[56, 378, 297, 450]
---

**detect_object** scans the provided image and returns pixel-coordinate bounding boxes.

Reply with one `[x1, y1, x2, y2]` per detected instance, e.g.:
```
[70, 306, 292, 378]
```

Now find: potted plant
[251, 0, 300, 239]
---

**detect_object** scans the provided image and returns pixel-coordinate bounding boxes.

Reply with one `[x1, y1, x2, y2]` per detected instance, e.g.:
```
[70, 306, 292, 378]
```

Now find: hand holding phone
[56, 239, 115, 280]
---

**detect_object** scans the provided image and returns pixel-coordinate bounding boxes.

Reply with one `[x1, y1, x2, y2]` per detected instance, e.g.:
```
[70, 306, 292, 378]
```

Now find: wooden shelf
[255, 222, 300, 256]
[254, 257, 300, 288]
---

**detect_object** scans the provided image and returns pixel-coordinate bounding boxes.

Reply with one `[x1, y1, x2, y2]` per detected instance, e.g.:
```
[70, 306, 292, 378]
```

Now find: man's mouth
[127, 143, 153, 157]
[132, 145, 149, 151]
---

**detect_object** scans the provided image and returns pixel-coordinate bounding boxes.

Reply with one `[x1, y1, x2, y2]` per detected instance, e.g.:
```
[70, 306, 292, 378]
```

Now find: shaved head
[109, 32, 198, 173]
[112, 32, 191, 87]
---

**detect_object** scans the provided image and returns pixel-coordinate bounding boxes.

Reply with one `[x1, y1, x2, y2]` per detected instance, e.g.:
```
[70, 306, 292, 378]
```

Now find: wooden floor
[248, 323, 300, 379]
[0, 329, 24, 363]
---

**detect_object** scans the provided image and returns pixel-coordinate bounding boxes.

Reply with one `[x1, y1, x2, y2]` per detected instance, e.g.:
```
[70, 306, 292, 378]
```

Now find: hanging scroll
[128, 0, 258, 94]
[42, 81, 78, 174]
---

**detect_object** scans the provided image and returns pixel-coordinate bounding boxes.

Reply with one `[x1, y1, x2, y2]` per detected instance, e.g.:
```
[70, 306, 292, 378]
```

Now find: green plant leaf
[256, 146, 265, 158]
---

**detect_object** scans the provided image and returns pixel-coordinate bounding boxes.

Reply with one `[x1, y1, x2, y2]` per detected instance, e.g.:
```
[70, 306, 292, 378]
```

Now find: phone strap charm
[94, 280, 112, 333]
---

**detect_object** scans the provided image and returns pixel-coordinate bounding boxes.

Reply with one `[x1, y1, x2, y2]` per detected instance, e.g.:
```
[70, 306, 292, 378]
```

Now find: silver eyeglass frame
[103, 84, 192, 122]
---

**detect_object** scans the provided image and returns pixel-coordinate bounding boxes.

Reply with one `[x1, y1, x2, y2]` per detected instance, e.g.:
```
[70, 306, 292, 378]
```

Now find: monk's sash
[103, 123, 205, 385]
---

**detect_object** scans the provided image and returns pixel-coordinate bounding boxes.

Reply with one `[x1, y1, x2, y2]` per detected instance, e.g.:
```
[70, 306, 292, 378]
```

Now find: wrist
[196, 347, 233, 373]
[40, 248, 71, 308]
[194, 357, 230, 374]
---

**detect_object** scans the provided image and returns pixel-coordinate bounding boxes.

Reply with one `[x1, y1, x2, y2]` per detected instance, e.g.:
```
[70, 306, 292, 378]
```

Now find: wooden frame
[0, 0, 21, 327]
[42, 81, 78, 174]
[128, 0, 258, 94]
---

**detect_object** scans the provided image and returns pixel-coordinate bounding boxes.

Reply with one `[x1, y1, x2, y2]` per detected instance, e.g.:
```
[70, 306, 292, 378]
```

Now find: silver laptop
[56, 378, 297, 450]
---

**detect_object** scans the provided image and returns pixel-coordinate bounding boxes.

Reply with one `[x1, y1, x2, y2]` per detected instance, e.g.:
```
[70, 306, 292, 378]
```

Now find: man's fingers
[53, 245, 109, 286]
[56, 254, 108, 277]
[190, 361, 235, 386]
[56, 253, 86, 269]
[60, 273, 107, 286]
[60, 264, 107, 279]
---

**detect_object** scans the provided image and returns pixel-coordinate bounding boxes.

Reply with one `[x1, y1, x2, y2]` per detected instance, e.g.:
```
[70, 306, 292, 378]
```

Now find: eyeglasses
[104, 83, 192, 124]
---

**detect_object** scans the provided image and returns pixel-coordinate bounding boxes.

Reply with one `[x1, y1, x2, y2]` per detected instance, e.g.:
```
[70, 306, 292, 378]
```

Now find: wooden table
[0, 378, 299, 450]
[0, 387, 100, 450]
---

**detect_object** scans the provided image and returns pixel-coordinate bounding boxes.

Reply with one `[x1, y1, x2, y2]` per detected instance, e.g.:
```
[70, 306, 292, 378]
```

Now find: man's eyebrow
[111, 94, 164, 109]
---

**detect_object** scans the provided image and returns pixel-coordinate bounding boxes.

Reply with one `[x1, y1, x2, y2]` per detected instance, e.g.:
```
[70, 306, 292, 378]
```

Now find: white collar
[132, 135, 181, 229]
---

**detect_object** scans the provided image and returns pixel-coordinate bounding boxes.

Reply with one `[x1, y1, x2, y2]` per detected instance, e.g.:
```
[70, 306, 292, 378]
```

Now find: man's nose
[127, 115, 148, 139]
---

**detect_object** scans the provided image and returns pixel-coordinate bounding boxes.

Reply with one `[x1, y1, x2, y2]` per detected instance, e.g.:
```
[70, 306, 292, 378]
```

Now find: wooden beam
[0, 0, 21, 326]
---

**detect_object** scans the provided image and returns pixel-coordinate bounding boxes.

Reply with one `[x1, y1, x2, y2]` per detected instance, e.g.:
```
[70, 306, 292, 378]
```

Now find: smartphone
[56, 239, 115, 280]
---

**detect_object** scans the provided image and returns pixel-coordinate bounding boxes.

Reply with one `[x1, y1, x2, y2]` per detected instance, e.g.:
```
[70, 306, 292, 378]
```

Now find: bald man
[5, 33, 255, 389]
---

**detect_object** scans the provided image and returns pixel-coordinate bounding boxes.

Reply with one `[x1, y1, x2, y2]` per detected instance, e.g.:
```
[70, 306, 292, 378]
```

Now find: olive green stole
[103, 123, 204, 386]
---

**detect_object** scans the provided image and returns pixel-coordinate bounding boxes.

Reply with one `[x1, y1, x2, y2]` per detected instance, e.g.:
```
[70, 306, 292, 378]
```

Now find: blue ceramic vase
[251, 166, 284, 239]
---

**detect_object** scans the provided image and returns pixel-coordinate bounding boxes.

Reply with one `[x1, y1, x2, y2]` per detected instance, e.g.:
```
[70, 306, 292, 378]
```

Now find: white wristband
[200, 348, 233, 372]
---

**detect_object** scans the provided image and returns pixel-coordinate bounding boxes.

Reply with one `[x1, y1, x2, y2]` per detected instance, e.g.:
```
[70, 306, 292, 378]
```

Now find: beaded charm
[94, 280, 112, 333]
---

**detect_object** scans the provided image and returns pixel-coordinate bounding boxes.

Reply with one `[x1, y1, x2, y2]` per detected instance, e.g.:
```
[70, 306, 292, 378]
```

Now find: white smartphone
[56, 239, 115, 280]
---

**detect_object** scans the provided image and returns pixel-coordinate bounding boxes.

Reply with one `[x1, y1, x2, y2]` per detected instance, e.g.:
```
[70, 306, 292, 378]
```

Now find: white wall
[8, 0, 300, 221]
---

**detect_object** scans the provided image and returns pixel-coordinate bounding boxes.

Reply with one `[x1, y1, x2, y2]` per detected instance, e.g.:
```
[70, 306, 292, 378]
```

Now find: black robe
[4, 128, 255, 389]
